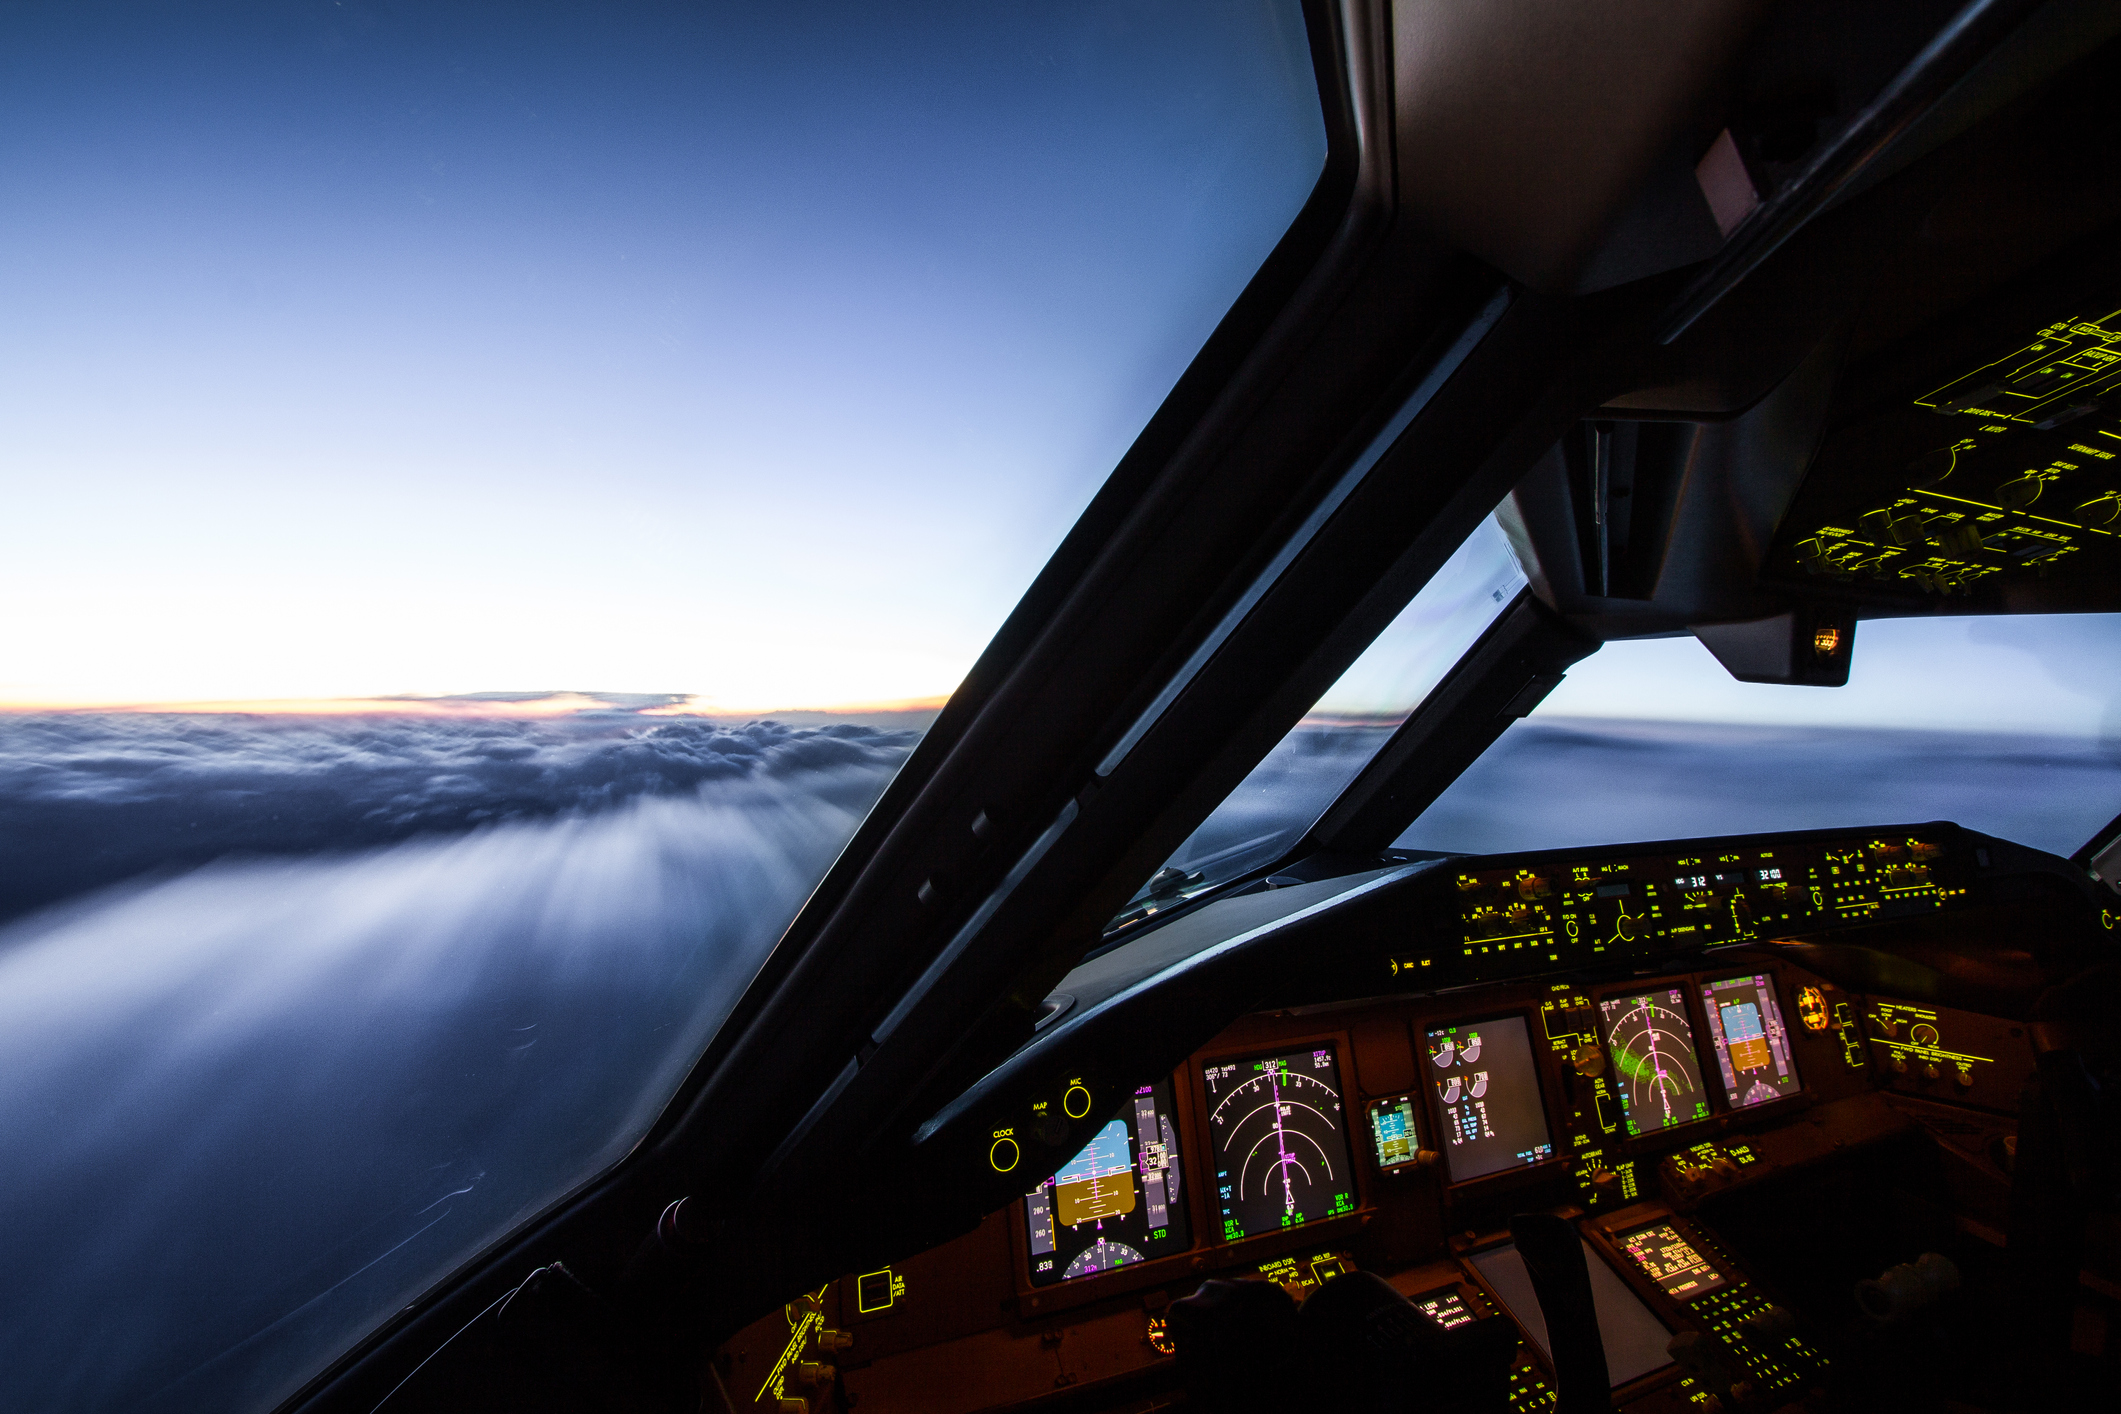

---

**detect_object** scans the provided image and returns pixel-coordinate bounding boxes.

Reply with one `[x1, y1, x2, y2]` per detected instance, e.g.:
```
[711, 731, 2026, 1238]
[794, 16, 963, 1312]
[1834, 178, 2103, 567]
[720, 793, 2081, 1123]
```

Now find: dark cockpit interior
[285, 3, 2121, 1412]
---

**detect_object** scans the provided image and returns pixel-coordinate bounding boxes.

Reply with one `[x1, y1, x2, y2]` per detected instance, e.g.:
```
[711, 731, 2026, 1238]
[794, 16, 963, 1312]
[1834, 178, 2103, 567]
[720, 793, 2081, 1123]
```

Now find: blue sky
[0, 0, 1324, 709]
[1544, 613, 2121, 739]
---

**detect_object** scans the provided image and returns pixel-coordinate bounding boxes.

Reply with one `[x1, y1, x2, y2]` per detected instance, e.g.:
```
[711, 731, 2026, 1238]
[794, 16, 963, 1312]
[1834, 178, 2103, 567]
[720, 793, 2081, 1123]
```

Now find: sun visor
[1691, 607, 1855, 686]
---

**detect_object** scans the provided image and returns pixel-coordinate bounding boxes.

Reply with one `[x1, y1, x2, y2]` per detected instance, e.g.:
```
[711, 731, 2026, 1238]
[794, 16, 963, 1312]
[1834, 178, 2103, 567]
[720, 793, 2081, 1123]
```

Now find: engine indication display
[1202, 1047, 1356, 1241]
[1701, 974, 1802, 1109]
[1024, 1079, 1189, 1286]
[1598, 988, 1710, 1135]
[1425, 1014, 1554, 1181]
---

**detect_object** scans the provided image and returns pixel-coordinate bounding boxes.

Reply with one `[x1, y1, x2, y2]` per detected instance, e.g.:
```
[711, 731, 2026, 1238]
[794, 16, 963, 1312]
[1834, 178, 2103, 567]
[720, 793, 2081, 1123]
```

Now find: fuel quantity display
[1598, 988, 1709, 1135]
[1701, 974, 1801, 1109]
[1024, 1079, 1189, 1286]
[1202, 1047, 1356, 1241]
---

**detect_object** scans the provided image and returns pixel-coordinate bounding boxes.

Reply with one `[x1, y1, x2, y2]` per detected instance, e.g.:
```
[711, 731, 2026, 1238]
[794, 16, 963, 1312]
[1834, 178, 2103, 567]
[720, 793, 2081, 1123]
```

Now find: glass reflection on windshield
[1116, 516, 1527, 926]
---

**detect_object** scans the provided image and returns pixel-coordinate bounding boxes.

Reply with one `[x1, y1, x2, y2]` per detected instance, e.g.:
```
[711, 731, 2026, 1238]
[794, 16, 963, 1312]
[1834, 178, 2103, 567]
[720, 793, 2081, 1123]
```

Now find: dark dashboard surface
[717, 820, 2113, 1412]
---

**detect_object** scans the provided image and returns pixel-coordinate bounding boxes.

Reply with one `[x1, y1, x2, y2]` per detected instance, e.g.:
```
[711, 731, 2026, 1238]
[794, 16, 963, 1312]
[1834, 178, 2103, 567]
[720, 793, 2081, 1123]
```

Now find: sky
[0, 0, 1326, 712]
[1541, 612, 2121, 739]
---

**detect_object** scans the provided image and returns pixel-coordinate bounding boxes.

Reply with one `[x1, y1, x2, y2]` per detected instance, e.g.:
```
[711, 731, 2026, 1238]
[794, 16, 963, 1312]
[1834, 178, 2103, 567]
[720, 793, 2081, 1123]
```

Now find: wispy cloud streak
[0, 716, 915, 1412]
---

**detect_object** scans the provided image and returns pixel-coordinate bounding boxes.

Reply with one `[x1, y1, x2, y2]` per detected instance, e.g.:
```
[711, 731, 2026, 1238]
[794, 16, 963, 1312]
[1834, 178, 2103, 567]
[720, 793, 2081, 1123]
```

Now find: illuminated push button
[1062, 1083, 1093, 1119]
[989, 1136, 1021, 1172]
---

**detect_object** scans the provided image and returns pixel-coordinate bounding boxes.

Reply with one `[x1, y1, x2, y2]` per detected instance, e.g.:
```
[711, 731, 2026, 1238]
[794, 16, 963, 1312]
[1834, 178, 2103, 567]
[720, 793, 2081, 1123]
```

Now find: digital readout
[1619, 1221, 1727, 1301]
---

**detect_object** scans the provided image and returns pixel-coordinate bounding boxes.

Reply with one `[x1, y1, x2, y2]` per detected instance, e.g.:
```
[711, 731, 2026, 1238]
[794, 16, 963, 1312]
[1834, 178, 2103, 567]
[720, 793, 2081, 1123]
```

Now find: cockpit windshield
[1398, 613, 2121, 858]
[1114, 515, 1526, 926]
[0, 4, 1325, 1410]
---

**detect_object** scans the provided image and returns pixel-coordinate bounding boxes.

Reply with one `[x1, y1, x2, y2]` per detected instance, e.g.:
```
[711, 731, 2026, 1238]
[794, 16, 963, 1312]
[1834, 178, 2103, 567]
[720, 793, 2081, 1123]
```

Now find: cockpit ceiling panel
[1774, 301, 2121, 609]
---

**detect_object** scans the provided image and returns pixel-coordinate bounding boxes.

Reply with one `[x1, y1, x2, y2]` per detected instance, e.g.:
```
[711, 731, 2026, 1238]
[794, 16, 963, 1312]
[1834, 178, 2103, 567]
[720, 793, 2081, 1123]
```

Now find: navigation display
[1597, 988, 1710, 1135]
[1024, 1079, 1190, 1286]
[1618, 1221, 1728, 1302]
[1367, 1094, 1422, 1170]
[1424, 1015, 1554, 1181]
[1701, 974, 1802, 1109]
[1202, 1046, 1357, 1241]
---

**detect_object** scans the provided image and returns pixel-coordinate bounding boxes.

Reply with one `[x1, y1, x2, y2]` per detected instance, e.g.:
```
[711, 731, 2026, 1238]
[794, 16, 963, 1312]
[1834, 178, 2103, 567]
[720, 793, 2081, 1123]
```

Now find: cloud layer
[0, 712, 913, 927]
[0, 713, 916, 1412]
[1399, 717, 2121, 859]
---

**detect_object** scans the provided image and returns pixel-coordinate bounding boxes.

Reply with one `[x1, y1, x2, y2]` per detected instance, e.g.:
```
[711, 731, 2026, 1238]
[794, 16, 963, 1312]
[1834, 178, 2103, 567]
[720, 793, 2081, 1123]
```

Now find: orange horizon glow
[0, 691, 954, 720]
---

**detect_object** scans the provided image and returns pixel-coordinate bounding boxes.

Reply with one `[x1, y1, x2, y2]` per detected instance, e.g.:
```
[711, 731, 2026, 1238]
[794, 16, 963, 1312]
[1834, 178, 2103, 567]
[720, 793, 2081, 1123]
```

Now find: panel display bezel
[1419, 1010, 1564, 1188]
[1590, 980, 1717, 1140]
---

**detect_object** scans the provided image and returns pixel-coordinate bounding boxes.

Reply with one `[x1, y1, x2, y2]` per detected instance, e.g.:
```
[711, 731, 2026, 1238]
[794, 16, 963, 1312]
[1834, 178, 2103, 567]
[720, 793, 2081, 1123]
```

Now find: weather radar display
[1024, 1079, 1189, 1286]
[1597, 988, 1710, 1135]
[1202, 1047, 1356, 1241]
[1701, 974, 1802, 1109]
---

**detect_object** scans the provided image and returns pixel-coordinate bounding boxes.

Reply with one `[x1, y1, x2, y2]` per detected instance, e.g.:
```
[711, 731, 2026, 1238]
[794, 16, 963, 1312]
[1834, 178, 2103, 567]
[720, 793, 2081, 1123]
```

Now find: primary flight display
[1700, 973, 1802, 1109]
[1024, 1079, 1190, 1285]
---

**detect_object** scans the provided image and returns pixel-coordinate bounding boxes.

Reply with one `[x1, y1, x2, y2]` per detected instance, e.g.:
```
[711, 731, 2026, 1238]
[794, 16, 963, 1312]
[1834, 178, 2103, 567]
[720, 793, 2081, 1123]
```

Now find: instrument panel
[720, 822, 2087, 1414]
[1394, 828, 1967, 986]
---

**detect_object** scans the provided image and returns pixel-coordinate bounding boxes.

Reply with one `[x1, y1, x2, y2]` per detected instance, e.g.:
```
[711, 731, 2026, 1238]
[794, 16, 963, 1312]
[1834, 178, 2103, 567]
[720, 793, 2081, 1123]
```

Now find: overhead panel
[1775, 304, 2121, 604]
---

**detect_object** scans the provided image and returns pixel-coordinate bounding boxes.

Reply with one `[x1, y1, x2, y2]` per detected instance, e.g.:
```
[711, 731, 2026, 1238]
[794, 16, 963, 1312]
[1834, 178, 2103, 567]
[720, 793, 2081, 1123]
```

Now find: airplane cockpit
[247, 2, 2121, 1412]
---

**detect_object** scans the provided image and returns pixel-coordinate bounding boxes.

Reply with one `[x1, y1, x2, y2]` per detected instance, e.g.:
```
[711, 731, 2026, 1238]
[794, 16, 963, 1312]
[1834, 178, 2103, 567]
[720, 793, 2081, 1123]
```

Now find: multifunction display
[1598, 988, 1710, 1135]
[1367, 1094, 1421, 1170]
[1425, 1015, 1553, 1181]
[1619, 1221, 1728, 1301]
[1411, 1286, 1477, 1330]
[1202, 1047, 1356, 1241]
[1024, 1079, 1190, 1286]
[1701, 974, 1802, 1109]
[1414, 832, 1961, 984]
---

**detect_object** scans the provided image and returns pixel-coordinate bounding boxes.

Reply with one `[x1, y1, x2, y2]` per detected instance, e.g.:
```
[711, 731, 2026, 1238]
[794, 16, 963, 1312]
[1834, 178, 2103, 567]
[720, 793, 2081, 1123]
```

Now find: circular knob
[1615, 914, 1638, 941]
[1890, 1053, 1908, 1074]
[1035, 1113, 1069, 1146]
[1923, 1062, 1941, 1081]
[989, 1136, 1020, 1172]
[1589, 1168, 1618, 1193]
[1954, 1067, 1975, 1090]
[1572, 1044, 1607, 1078]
